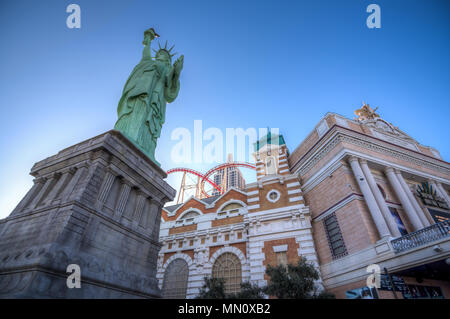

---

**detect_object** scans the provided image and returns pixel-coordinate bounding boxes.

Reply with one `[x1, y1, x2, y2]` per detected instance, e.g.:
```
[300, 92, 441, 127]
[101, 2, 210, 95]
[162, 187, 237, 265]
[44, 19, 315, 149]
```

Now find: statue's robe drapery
[114, 57, 180, 164]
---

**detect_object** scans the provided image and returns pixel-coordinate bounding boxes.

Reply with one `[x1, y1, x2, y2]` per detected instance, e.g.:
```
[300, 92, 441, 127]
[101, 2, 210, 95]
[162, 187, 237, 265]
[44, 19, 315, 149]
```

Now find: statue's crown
[153, 41, 176, 59]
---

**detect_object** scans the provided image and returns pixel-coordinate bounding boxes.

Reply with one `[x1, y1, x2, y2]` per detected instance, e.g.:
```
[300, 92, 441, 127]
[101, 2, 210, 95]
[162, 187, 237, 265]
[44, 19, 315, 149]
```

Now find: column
[11, 178, 45, 215]
[44, 169, 73, 204]
[395, 170, 430, 227]
[149, 199, 163, 239]
[360, 160, 401, 237]
[385, 167, 424, 230]
[60, 165, 87, 201]
[28, 175, 56, 209]
[432, 180, 450, 207]
[132, 190, 147, 227]
[114, 179, 132, 219]
[96, 168, 116, 204]
[438, 183, 450, 203]
[349, 156, 391, 238]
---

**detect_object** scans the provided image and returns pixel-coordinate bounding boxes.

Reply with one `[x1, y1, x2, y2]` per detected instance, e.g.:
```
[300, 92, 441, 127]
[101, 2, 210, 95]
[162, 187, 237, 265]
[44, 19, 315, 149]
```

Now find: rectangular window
[276, 251, 288, 266]
[324, 213, 348, 259]
[389, 207, 408, 236]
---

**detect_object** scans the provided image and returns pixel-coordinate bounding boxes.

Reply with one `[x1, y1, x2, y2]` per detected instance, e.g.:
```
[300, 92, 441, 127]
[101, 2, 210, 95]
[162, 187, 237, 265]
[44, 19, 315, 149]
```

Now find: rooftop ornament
[354, 102, 380, 122]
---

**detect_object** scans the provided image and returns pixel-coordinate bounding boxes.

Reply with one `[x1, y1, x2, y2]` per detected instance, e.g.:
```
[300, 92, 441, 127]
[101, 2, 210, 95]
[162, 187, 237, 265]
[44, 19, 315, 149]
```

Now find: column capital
[135, 188, 148, 197]
[49, 172, 61, 179]
[33, 177, 47, 185]
[120, 178, 134, 188]
[348, 155, 359, 163]
[359, 158, 368, 165]
[58, 167, 76, 175]
[75, 162, 90, 170]
[105, 165, 119, 176]
[384, 167, 395, 174]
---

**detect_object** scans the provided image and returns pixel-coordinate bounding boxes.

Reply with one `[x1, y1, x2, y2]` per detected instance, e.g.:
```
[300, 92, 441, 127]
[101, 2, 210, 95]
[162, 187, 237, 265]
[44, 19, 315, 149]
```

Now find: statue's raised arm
[142, 28, 159, 59]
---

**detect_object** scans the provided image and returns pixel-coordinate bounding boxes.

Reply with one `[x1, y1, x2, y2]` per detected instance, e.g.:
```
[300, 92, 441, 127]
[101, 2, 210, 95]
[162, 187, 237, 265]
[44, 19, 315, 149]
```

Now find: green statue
[114, 28, 184, 165]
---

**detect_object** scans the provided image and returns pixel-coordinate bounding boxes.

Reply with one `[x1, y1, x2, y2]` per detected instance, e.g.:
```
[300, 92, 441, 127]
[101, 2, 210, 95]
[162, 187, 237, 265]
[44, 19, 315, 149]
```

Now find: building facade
[157, 105, 450, 299]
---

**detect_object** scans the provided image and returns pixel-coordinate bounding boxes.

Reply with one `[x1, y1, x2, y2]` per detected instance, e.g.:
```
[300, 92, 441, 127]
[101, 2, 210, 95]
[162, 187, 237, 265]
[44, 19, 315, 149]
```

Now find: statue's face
[156, 51, 171, 63]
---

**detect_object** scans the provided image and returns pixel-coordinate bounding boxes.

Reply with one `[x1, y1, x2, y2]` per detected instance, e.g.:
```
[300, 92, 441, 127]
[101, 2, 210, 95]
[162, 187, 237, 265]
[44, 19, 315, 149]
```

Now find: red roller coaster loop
[166, 167, 222, 193]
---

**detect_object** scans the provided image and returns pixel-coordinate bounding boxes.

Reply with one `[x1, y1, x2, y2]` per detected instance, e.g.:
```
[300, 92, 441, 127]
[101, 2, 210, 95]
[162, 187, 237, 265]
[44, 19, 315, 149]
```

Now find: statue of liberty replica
[0, 28, 178, 298]
[115, 28, 184, 165]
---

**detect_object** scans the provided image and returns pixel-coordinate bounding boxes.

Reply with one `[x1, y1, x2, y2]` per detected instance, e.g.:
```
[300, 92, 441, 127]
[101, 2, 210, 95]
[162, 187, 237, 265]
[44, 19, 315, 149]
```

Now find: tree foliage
[264, 257, 335, 299]
[195, 257, 335, 299]
[196, 278, 264, 299]
[195, 277, 227, 299]
[229, 282, 265, 299]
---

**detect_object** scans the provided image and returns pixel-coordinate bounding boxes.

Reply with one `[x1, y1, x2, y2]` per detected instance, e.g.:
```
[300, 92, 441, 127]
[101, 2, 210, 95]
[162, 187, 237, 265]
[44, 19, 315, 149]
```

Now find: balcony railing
[391, 220, 450, 253]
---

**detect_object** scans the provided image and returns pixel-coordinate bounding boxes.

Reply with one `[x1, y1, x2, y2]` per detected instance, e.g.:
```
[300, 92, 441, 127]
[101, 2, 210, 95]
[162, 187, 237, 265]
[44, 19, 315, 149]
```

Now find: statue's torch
[143, 28, 160, 46]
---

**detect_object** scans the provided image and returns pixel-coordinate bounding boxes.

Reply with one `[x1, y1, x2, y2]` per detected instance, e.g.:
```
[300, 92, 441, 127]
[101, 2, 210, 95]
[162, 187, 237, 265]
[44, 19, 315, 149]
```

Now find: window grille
[162, 258, 189, 299]
[324, 213, 348, 259]
[212, 252, 242, 294]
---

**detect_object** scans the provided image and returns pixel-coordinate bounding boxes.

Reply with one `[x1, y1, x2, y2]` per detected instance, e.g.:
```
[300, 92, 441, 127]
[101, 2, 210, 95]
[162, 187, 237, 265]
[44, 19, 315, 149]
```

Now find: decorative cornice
[294, 126, 450, 178]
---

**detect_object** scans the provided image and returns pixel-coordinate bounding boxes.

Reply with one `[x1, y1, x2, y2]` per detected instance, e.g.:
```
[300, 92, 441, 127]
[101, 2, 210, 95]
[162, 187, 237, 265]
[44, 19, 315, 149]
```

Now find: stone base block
[0, 130, 175, 298]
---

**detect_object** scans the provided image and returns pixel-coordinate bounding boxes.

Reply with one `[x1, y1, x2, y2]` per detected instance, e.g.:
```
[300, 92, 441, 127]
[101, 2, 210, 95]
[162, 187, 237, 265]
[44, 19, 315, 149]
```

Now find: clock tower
[253, 130, 290, 180]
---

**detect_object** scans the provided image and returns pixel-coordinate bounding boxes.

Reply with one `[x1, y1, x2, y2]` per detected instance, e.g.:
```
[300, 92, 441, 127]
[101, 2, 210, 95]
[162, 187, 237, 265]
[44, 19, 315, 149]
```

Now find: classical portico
[347, 154, 443, 240]
[289, 105, 450, 298]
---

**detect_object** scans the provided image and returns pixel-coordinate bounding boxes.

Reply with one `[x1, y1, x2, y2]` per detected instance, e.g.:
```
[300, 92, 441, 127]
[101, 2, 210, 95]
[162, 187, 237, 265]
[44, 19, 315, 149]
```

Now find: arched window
[180, 211, 200, 219]
[219, 203, 243, 215]
[212, 252, 242, 294]
[176, 211, 200, 225]
[162, 258, 189, 299]
[265, 156, 277, 175]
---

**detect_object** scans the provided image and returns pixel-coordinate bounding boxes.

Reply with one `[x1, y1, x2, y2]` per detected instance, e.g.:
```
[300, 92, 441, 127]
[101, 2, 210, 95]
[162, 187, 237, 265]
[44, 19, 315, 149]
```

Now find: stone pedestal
[0, 130, 175, 298]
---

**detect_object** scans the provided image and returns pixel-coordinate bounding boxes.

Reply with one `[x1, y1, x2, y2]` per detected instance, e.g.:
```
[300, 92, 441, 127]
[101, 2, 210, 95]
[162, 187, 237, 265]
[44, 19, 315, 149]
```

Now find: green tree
[195, 258, 335, 299]
[195, 277, 227, 299]
[196, 278, 265, 299]
[264, 257, 335, 299]
[229, 282, 265, 299]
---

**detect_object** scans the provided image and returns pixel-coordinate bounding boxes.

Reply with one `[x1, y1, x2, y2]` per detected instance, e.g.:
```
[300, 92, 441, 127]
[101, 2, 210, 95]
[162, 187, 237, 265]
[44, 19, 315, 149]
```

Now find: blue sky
[0, 0, 449, 218]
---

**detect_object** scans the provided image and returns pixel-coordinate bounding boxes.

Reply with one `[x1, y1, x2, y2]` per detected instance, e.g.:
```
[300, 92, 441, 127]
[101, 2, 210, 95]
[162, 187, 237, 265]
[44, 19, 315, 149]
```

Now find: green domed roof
[254, 130, 286, 151]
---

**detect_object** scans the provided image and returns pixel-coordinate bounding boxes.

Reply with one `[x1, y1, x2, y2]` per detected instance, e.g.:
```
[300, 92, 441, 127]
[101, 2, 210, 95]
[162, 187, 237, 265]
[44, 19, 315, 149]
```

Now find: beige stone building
[157, 105, 450, 299]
